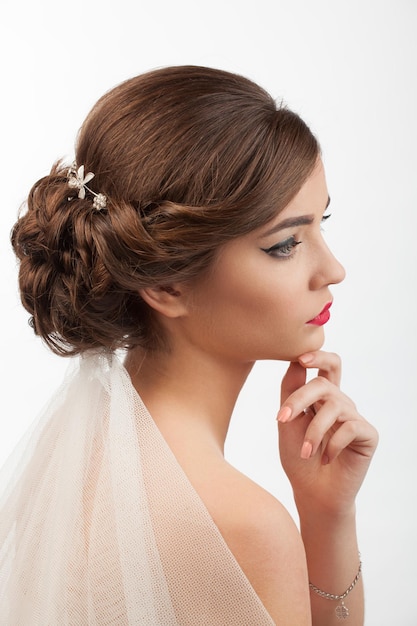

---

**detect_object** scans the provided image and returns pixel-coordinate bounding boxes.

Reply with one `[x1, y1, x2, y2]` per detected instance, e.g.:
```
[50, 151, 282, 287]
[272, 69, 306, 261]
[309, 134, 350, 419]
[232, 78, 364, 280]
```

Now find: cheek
[187, 274, 324, 361]
[225, 266, 301, 323]
[187, 250, 314, 352]
[199, 265, 301, 337]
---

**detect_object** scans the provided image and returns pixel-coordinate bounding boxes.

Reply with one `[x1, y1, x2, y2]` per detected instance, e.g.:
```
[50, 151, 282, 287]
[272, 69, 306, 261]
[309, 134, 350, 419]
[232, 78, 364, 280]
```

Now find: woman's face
[179, 159, 346, 363]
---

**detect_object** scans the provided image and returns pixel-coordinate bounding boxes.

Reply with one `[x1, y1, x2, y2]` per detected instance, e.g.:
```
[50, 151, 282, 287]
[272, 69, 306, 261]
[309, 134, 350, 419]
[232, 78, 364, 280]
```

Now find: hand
[277, 351, 378, 516]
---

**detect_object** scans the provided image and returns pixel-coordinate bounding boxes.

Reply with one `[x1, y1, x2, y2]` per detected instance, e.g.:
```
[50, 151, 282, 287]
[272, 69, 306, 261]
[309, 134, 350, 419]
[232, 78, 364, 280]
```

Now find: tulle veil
[0, 352, 273, 624]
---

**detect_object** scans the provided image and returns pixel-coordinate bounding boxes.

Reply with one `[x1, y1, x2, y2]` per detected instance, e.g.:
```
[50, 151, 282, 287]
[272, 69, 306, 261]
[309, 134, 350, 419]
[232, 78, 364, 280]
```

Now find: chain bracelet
[309, 558, 362, 601]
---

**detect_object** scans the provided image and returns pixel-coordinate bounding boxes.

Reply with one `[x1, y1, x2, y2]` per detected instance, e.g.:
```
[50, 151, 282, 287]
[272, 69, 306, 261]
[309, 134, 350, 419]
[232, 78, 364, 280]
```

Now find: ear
[139, 284, 189, 318]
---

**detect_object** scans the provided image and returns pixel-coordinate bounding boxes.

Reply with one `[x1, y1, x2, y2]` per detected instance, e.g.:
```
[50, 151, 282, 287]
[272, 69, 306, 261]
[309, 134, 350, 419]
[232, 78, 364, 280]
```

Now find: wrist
[295, 492, 357, 524]
[296, 500, 358, 562]
[298, 509, 363, 624]
[309, 555, 363, 623]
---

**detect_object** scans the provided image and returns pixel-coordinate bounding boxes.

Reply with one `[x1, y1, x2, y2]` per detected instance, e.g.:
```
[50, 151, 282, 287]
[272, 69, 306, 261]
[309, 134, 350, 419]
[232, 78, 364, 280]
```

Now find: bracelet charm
[309, 557, 362, 621]
[335, 601, 349, 620]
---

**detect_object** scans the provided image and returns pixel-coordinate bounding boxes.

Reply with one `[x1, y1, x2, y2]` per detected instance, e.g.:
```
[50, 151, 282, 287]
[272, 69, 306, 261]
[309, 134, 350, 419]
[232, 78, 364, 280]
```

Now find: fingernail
[301, 441, 313, 459]
[277, 406, 292, 422]
[322, 454, 329, 465]
[299, 353, 314, 365]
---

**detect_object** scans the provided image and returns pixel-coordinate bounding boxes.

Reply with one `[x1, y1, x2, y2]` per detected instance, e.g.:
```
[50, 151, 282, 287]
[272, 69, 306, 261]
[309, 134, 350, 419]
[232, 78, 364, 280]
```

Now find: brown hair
[11, 65, 319, 356]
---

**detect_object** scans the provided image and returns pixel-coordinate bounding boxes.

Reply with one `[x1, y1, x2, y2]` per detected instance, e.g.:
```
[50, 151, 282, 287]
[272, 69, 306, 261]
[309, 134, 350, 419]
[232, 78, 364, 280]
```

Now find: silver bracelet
[309, 558, 362, 620]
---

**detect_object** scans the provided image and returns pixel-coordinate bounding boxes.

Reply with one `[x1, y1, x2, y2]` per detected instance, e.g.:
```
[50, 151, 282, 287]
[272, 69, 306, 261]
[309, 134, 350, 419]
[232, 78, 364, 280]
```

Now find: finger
[278, 375, 345, 422]
[301, 399, 352, 457]
[323, 419, 379, 463]
[278, 408, 312, 450]
[298, 351, 342, 386]
[280, 361, 306, 405]
[321, 421, 358, 463]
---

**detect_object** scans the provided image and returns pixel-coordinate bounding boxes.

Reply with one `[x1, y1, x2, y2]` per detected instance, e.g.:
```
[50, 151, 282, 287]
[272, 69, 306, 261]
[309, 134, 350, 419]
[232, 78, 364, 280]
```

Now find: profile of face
[13, 67, 338, 359]
[168, 159, 345, 364]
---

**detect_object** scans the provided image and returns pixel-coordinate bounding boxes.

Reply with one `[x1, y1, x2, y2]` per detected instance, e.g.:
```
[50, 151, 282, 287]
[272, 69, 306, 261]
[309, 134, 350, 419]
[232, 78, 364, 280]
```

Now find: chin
[303, 327, 326, 351]
[269, 336, 326, 362]
[248, 328, 327, 362]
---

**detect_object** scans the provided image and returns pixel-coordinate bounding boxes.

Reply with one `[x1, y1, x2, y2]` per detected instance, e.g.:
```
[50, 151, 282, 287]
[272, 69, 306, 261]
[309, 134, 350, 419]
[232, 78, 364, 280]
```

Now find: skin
[125, 159, 378, 625]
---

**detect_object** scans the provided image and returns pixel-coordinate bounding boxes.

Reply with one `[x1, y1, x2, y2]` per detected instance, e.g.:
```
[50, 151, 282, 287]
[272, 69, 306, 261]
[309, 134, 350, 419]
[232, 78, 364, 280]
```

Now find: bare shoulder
[195, 461, 312, 625]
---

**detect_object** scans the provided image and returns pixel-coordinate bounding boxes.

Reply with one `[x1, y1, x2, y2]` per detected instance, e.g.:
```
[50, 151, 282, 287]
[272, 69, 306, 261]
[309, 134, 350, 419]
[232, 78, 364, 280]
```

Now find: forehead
[276, 160, 327, 216]
[252, 159, 328, 238]
[200, 160, 329, 271]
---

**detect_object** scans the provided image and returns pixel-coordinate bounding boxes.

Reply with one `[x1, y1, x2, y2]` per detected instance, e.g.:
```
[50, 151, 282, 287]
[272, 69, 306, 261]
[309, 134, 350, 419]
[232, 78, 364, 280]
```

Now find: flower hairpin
[67, 163, 107, 210]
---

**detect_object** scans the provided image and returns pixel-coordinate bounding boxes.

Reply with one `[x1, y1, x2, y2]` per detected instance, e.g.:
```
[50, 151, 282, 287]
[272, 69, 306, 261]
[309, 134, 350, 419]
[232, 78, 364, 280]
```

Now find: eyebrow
[261, 196, 331, 238]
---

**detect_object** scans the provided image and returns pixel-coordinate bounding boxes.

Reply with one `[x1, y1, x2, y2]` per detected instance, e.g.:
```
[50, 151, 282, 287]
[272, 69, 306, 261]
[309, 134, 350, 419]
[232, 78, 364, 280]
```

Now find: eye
[321, 213, 332, 231]
[261, 236, 302, 259]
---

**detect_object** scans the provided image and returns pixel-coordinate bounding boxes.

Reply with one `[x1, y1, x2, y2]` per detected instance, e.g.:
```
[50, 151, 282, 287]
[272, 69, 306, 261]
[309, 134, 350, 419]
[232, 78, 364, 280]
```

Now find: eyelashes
[261, 236, 302, 259]
[321, 213, 331, 230]
[261, 213, 332, 259]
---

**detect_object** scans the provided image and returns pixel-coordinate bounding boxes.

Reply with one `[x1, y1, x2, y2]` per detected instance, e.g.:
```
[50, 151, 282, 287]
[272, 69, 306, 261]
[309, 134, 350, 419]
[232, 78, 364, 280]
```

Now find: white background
[1, 1, 416, 624]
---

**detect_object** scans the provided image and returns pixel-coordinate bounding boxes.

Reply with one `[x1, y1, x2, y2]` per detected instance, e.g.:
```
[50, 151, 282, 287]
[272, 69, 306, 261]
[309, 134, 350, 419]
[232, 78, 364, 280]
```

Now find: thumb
[281, 361, 307, 405]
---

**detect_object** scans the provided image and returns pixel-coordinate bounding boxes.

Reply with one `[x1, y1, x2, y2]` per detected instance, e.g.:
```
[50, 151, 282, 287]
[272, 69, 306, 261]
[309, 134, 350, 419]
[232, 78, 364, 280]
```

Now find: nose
[309, 241, 346, 290]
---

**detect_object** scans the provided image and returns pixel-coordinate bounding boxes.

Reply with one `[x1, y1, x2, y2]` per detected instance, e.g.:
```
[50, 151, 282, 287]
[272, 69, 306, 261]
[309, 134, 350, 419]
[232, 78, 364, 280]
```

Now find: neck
[124, 345, 254, 454]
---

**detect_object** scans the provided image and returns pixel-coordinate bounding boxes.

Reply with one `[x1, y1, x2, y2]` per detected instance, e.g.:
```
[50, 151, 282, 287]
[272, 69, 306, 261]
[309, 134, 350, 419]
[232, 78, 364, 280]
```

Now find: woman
[1, 66, 377, 624]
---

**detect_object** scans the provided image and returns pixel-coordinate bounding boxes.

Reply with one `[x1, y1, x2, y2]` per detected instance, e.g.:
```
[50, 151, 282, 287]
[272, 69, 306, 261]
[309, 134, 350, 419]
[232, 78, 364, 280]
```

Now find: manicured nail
[299, 353, 314, 365]
[277, 406, 292, 422]
[301, 441, 313, 459]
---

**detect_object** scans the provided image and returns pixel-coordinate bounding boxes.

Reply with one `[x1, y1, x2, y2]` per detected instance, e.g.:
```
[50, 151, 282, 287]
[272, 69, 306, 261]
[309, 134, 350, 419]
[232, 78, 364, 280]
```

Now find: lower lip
[307, 303, 332, 326]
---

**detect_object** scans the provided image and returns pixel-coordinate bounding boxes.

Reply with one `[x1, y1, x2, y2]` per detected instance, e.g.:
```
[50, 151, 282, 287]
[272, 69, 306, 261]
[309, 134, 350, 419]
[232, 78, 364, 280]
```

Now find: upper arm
[205, 470, 312, 625]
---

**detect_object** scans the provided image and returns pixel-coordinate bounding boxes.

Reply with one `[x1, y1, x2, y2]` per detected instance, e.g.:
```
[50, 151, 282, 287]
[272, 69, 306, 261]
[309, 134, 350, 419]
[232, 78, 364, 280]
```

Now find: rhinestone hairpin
[67, 163, 107, 210]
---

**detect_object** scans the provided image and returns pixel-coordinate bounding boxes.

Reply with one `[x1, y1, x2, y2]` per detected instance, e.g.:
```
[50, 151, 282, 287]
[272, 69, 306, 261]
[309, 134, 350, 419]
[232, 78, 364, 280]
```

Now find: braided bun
[11, 66, 319, 355]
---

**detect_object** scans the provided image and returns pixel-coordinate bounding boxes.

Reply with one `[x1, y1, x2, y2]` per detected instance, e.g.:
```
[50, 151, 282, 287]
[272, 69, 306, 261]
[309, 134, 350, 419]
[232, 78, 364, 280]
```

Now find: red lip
[307, 302, 332, 326]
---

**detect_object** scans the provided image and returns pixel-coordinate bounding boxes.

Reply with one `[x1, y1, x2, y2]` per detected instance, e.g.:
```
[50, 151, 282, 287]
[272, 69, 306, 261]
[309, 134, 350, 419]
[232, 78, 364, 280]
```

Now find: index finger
[297, 350, 342, 386]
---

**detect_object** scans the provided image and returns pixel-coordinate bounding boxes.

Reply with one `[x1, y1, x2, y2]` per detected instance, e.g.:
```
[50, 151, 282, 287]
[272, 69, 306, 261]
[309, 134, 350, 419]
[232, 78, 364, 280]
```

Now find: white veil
[0, 353, 274, 625]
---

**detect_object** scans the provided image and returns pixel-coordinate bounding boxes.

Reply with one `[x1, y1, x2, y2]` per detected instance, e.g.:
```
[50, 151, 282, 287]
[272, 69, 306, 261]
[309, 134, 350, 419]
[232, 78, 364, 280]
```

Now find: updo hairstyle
[11, 66, 319, 355]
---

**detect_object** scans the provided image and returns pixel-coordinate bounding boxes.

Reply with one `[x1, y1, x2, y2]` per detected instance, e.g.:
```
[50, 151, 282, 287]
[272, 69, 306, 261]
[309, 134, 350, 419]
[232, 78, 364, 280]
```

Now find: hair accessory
[67, 163, 107, 210]
[309, 557, 362, 620]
